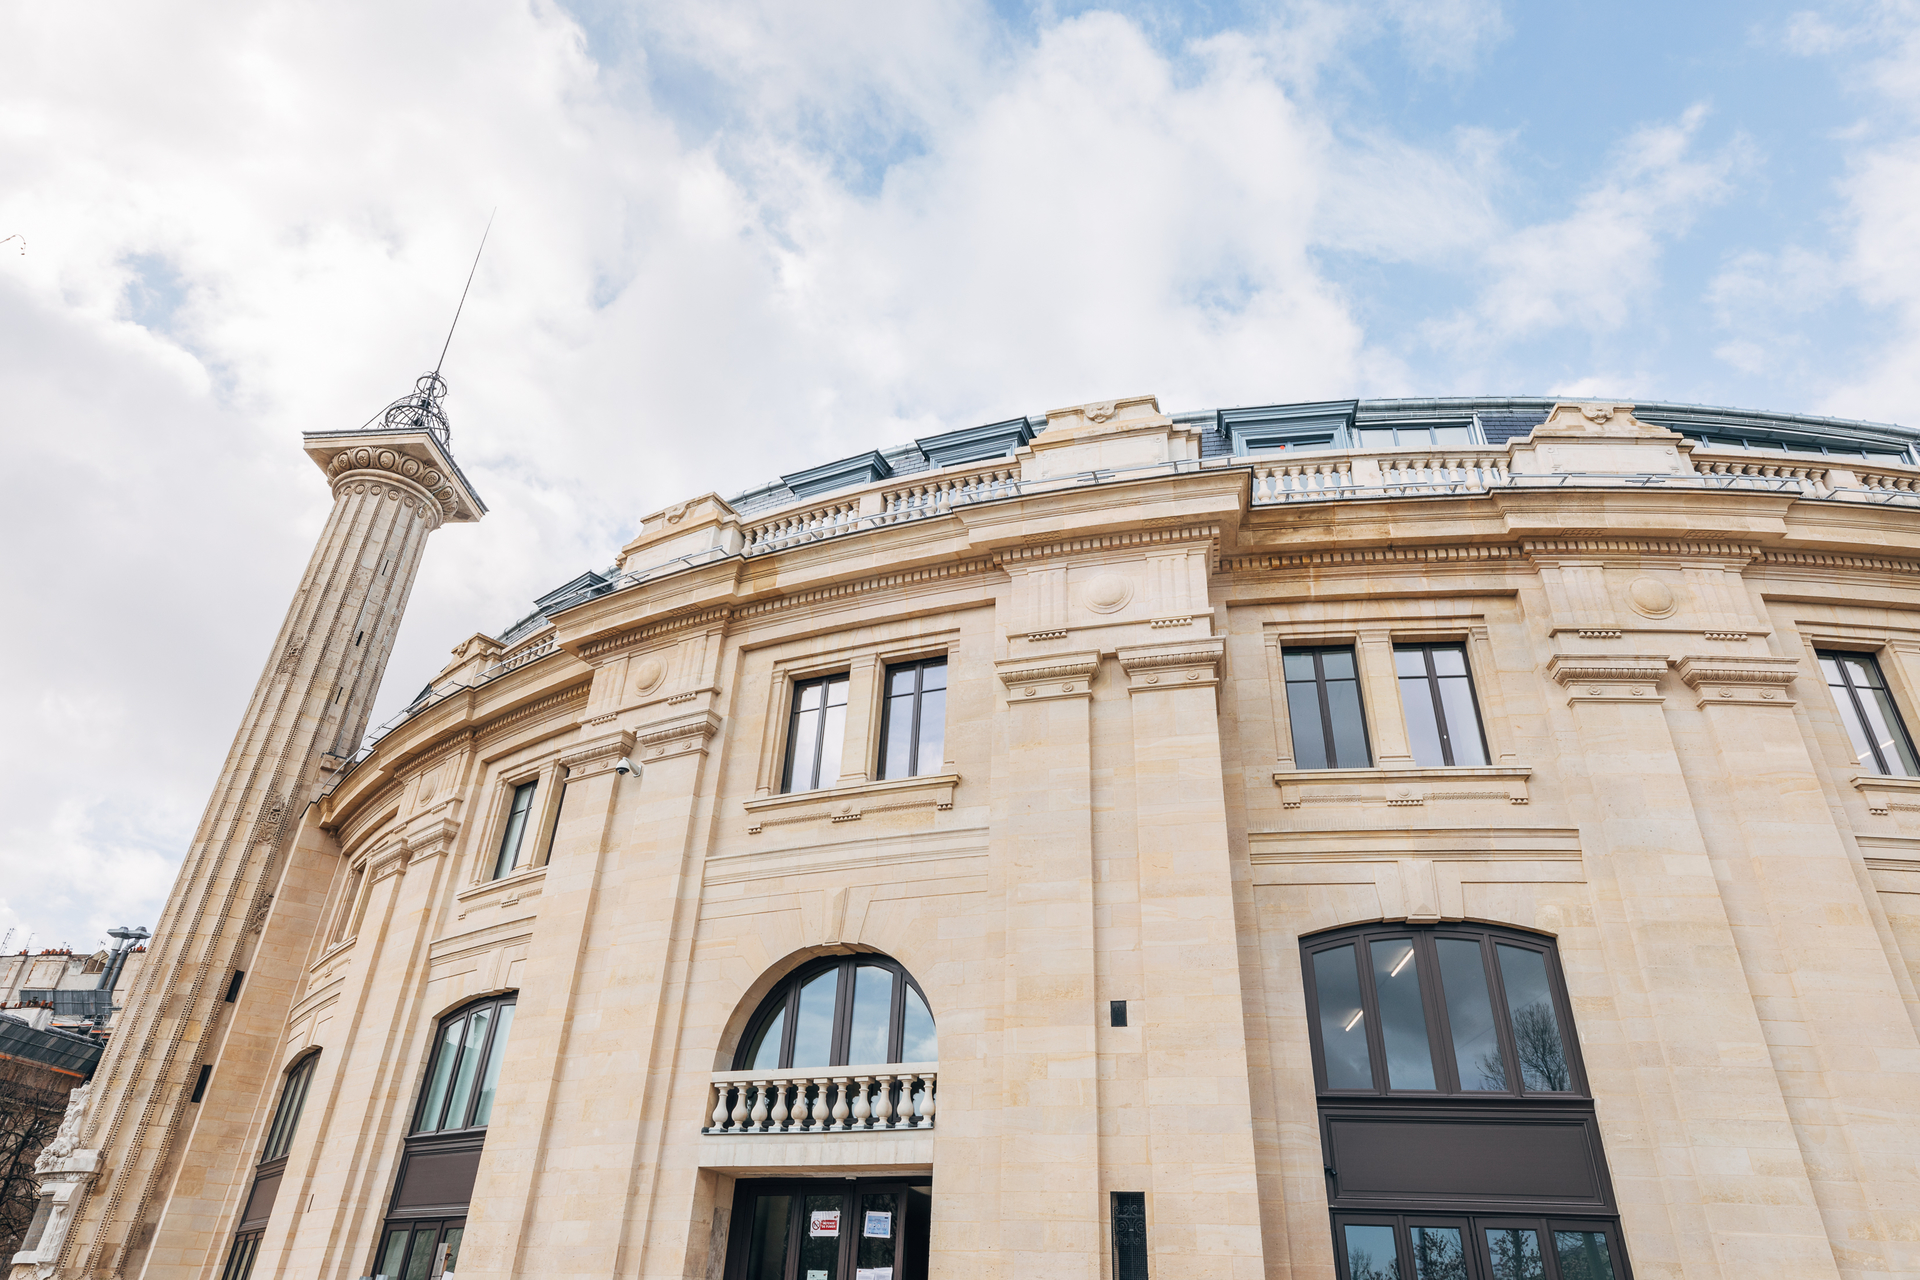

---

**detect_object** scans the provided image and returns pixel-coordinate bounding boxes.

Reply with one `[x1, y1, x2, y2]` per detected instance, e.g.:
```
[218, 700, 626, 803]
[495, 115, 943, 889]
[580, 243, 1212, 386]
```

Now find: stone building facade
[26, 393, 1920, 1280]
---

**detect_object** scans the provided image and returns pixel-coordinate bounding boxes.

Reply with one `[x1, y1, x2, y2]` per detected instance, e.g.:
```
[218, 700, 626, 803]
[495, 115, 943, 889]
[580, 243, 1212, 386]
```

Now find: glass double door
[374, 1217, 464, 1279]
[731, 1179, 930, 1280]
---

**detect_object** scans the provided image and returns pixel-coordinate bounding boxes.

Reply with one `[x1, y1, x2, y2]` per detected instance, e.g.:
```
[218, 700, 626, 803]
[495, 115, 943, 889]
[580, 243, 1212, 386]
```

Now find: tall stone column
[51, 392, 483, 1280]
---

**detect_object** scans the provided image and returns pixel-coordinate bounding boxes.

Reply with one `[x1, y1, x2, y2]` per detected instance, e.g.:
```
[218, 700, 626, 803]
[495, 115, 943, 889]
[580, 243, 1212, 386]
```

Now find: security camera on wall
[615, 756, 640, 780]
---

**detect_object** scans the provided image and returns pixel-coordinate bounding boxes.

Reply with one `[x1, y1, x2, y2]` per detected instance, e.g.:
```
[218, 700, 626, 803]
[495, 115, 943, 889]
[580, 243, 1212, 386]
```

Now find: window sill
[745, 774, 959, 834]
[1852, 772, 1920, 815]
[455, 864, 547, 903]
[1272, 765, 1531, 809]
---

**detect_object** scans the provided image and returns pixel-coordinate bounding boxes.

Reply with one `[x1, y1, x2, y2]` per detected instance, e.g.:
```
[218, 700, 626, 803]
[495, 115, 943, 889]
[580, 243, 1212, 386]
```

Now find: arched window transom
[414, 994, 517, 1133]
[1303, 923, 1583, 1098]
[735, 955, 936, 1071]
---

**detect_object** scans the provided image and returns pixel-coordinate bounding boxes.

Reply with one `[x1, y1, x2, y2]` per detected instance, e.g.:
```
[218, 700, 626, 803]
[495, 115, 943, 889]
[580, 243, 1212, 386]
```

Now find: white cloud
[1431, 104, 1748, 352]
[2, 0, 1517, 948]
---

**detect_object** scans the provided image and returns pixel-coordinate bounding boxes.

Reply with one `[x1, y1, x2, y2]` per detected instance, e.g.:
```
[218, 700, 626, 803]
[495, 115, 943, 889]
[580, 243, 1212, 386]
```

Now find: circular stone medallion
[1626, 576, 1676, 618]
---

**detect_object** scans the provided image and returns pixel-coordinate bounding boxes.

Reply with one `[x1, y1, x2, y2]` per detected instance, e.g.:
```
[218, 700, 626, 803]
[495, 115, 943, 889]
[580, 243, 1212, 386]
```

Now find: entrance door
[373, 1217, 465, 1279]
[727, 1178, 931, 1280]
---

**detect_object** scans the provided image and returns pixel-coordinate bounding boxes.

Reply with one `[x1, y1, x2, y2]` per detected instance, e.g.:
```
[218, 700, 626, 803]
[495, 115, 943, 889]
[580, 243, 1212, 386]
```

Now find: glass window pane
[440, 1227, 465, 1275]
[1819, 656, 1843, 683]
[441, 1006, 492, 1129]
[798, 683, 822, 712]
[880, 694, 915, 780]
[1484, 1227, 1545, 1280]
[404, 1227, 438, 1280]
[1429, 647, 1467, 676]
[800, 1193, 844, 1280]
[495, 782, 535, 878]
[1437, 939, 1505, 1090]
[1283, 652, 1317, 680]
[748, 1007, 786, 1070]
[915, 686, 946, 775]
[922, 660, 947, 691]
[889, 667, 918, 696]
[221, 1234, 260, 1280]
[792, 969, 840, 1068]
[847, 966, 895, 1066]
[1287, 681, 1330, 770]
[1862, 684, 1920, 776]
[1326, 679, 1370, 768]
[1411, 1226, 1467, 1280]
[901, 985, 937, 1062]
[416, 1017, 465, 1132]
[1313, 946, 1372, 1089]
[1321, 649, 1356, 679]
[826, 676, 849, 707]
[470, 1003, 515, 1127]
[378, 1228, 411, 1279]
[1370, 940, 1436, 1090]
[1358, 428, 1396, 447]
[1553, 1230, 1617, 1280]
[1434, 425, 1473, 446]
[1401, 673, 1446, 767]
[1830, 680, 1882, 769]
[1498, 946, 1571, 1091]
[818, 700, 847, 786]
[1342, 1224, 1401, 1280]
[262, 1056, 314, 1161]
[1394, 649, 1428, 677]
[788, 702, 823, 792]
[1436, 678, 1488, 766]
[858, 1191, 897, 1271]
[746, 1194, 792, 1280]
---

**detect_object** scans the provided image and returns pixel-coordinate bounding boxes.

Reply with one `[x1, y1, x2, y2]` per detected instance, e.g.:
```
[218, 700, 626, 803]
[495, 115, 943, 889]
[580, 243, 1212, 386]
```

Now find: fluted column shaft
[59, 432, 480, 1279]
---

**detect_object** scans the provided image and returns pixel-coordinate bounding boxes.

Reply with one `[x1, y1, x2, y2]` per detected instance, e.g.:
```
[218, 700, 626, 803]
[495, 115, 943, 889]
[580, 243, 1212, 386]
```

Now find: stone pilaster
[52, 426, 481, 1280]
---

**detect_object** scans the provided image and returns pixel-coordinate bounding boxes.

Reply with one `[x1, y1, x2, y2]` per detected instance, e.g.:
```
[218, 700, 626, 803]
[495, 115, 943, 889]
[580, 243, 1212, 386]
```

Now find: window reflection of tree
[1486, 1227, 1543, 1280]
[1347, 1246, 1397, 1280]
[1411, 1227, 1468, 1280]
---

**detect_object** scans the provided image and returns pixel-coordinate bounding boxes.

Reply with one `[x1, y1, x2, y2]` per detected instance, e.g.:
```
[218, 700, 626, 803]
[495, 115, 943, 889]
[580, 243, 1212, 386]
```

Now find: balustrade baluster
[710, 1084, 728, 1132]
[872, 1073, 895, 1128]
[920, 1074, 936, 1126]
[749, 1082, 770, 1132]
[810, 1081, 833, 1130]
[770, 1081, 791, 1131]
[851, 1076, 872, 1129]
[730, 1085, 750, 1131]
[830, 1077, 852, 1130]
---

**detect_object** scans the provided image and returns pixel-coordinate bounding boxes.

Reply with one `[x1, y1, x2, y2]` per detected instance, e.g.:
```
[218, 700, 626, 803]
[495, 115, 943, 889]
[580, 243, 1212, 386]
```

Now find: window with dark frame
[413, 994, 517, 1134]
[877, 658, 948, 780]
[1283, 645, 1371, 770]
[1818, 649, 1920, 777]
[735, 955, 937, 1071]
[1395, 643, 1490, 768]
[217, 1052, 320, 1280]
[783, 673, 850, 793]
[1355, 422, 1478, 449]
[491, 781, 538, 879]
[1303, 924, 1630, 1280]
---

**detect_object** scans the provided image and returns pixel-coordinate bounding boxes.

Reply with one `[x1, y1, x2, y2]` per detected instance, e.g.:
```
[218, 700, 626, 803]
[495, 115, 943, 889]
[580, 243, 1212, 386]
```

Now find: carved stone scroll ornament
[36, 1083, 91, 1173]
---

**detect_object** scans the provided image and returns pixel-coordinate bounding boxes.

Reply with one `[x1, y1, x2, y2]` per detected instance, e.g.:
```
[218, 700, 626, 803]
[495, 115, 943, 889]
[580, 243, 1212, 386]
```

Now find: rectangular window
[1818, 649, 1920, 777]
[492, 781, 537, 879]
[1396, 644, 1489, 767]
[329, 864, 364, 945]
[1112, 1191, 1149, 1280]
[1284, 646, 1371, 769]
[783, 673, 849, 793]
[877, 658, 948, 780]
[1356, 423, 1477, 449]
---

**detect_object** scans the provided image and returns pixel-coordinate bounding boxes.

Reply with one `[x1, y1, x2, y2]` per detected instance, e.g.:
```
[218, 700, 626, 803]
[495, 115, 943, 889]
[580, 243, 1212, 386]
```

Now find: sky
[4, 0, 1920, 953]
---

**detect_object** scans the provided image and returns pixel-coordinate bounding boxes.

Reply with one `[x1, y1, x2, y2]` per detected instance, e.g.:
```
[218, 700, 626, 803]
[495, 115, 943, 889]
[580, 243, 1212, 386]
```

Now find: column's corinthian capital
[303, 427, 486, 526]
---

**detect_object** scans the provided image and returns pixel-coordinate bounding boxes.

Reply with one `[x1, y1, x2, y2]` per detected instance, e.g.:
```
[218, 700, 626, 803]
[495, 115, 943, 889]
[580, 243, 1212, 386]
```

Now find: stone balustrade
[879, 465, 1020, 523]
[703, 1063, 937, 1135]
[1690, 449, 1833, 496]
[1249, 456, 1354, 502]
[742, 496, 865, 555]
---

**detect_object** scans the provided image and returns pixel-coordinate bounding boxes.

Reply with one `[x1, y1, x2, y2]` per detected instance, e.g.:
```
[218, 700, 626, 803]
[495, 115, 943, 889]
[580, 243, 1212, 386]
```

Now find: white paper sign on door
[809, 1210, 840, 1238]
[856, 1270, 894, 1280]
[863, 1210, 893, 1238]
[807, 1272, 830, 1280]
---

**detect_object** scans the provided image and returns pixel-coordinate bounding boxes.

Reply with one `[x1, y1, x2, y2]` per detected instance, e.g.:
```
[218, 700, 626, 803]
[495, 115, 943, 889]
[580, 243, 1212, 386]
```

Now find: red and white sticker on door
[809, 1210, 841, 1238]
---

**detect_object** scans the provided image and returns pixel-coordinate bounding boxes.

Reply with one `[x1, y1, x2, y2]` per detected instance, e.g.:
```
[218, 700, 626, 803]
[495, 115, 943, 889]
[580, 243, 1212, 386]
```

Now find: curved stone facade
[47, 395, 1920, 1280]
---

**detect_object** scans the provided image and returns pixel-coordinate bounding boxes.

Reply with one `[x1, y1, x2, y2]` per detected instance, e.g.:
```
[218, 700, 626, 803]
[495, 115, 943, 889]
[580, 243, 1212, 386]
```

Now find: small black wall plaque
[1110, 1000, 1128, 1027]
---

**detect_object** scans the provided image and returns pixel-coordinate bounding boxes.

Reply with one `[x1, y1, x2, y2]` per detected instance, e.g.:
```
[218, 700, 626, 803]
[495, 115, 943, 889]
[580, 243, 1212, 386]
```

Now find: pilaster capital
[996, 651, 1100, 703]
[1115, 638, 1223, 693]
[635, 710, 723, 763]
[560, 729, 637, 779]
[1673, 654, 1800, 707]
[1545, 652, 1670, 704]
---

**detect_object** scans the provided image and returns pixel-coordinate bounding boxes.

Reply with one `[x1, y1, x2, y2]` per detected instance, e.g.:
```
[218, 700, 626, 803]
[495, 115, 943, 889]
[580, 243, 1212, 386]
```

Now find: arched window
[734, 955, 936, 1071]
[1303, 923, 1583, 1097]
[412, 993, 516, 1133]
[378, 994, 517, 1280]
[218, 1052, 319, 1280]
[1301, 924, 1631, 1280]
